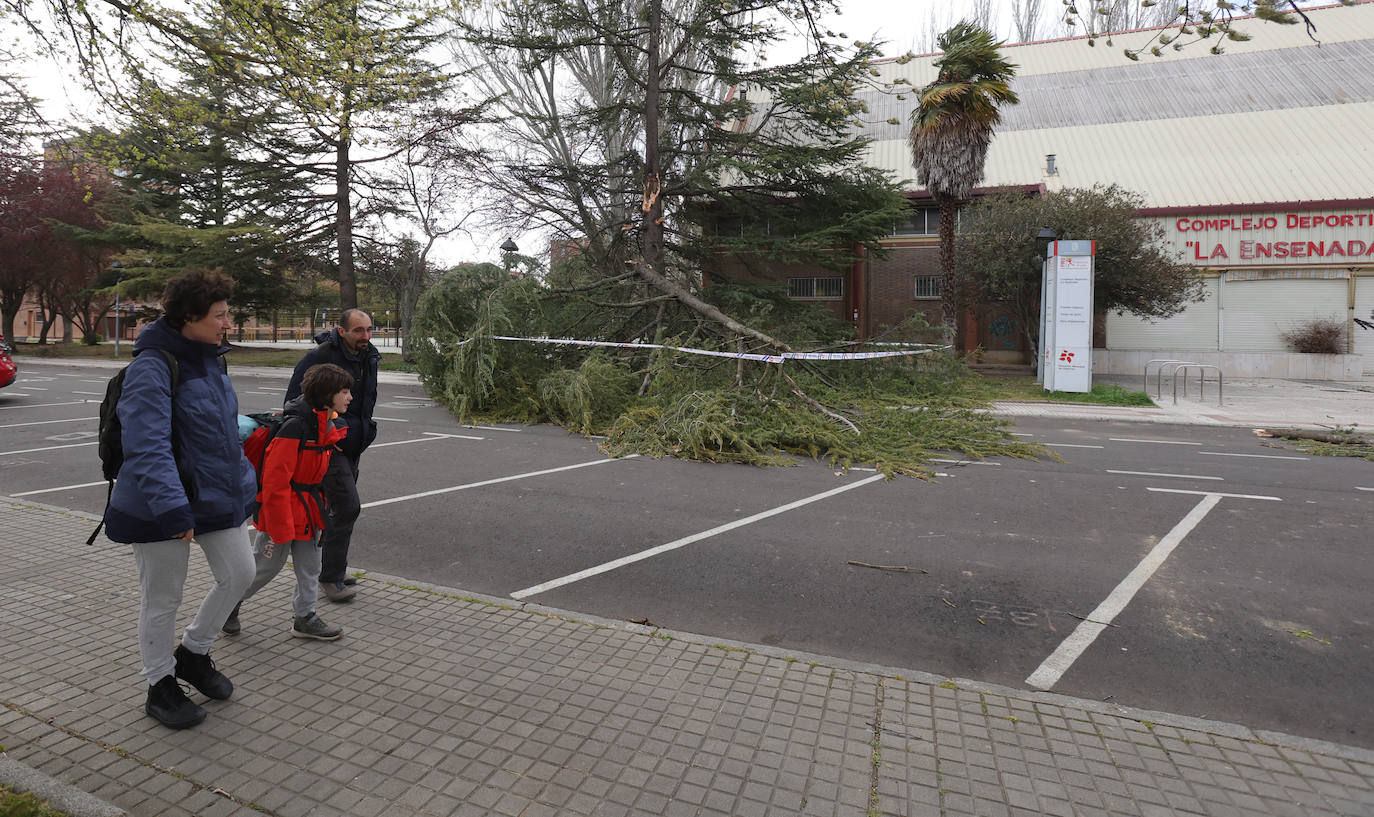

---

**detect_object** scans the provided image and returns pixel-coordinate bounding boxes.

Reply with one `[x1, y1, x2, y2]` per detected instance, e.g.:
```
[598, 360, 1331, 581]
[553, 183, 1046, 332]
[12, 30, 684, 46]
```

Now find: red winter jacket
[255, 400, 347, 545]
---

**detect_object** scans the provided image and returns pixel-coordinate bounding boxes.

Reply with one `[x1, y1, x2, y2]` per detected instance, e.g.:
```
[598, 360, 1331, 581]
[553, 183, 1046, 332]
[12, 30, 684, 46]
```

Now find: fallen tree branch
[1061, 611, 1119, 628]
[784, 373, 860, 434]
[1261, 427, 1372, 445]
[847, 560, 927, 573]
[632, 260, 792, 352]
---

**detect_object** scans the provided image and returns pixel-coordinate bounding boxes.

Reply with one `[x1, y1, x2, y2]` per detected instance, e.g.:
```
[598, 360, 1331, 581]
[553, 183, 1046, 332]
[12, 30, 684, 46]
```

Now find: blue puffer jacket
[284, 328, 380, 461]
[103, 318, 258, 543]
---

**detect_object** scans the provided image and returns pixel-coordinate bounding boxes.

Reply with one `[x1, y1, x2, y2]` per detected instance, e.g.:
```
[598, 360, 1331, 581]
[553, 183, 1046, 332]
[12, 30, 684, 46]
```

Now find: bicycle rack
[1171, 363, 1224, 406]
[1144, 359, 1195, 400]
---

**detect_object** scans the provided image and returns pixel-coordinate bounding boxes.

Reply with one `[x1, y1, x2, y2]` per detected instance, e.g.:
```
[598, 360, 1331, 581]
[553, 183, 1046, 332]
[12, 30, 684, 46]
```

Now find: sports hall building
[724, 1, 1374, 379]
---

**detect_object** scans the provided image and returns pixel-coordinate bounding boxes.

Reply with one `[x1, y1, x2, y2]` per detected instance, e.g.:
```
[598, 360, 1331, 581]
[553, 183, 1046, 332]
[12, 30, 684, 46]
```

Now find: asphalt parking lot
[3, 360, 1371, 750]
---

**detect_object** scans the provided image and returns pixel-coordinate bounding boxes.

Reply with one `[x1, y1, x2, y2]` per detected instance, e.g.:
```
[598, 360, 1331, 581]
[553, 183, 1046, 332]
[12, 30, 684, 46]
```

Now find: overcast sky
[9, 0, 1330, 264]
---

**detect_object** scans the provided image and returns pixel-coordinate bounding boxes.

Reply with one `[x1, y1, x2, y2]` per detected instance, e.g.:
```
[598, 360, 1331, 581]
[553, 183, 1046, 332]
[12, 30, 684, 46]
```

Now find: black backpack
[85, 351, 226, 545]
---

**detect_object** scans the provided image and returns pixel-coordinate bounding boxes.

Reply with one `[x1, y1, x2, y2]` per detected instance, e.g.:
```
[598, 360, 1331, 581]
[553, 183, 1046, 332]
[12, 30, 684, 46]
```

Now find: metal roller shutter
[1354, 274, 1374, 374]
[1106, 278, 1218, 350]
[1220, 278, 1347, 351]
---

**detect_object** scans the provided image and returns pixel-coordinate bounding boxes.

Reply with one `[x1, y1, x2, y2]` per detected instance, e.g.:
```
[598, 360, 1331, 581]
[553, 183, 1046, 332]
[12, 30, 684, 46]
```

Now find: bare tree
[1009, 0, 1045, 43]
[374, 115, 489, 359]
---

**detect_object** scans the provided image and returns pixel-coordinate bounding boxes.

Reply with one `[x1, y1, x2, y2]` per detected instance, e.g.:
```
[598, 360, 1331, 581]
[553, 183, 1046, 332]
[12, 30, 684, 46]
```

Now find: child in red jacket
[224, 363, 352, 640]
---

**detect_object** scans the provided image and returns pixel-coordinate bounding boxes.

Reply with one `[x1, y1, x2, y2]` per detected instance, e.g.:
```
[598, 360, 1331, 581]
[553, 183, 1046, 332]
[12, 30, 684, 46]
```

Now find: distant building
[716, 1, 1373, 378]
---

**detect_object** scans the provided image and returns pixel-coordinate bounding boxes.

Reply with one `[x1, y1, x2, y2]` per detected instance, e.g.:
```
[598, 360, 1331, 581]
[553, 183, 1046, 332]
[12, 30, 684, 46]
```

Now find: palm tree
[909, 22, 1019, 339]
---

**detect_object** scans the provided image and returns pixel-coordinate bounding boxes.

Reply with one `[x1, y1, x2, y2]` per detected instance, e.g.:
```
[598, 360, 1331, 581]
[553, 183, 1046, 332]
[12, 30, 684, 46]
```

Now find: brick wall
[865, 240, 942, 337]
[711, 254, 850, 323]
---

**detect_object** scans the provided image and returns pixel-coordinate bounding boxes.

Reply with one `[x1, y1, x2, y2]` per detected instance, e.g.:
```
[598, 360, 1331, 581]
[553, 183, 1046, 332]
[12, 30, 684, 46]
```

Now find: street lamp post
[111, 262, 123, 359]
[1034, 227, 1058, 381]
[500, 238, 519, 277]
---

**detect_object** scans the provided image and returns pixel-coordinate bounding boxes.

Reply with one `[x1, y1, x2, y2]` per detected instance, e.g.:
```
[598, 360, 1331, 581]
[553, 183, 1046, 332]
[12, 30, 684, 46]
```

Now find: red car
[0, 336, 16, 389]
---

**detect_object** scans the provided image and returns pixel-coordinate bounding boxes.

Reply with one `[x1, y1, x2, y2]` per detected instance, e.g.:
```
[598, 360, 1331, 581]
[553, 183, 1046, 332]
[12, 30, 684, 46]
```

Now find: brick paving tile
[3, 497, 1374, 817]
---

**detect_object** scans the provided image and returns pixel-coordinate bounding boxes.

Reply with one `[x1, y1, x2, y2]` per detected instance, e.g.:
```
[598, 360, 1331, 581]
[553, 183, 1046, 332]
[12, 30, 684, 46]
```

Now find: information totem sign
[1040, 240, 1095, 393]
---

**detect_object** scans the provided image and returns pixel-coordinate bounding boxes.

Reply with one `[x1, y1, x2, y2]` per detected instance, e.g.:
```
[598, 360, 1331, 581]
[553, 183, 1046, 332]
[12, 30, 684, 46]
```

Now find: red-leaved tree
[0, 157, 120, 343]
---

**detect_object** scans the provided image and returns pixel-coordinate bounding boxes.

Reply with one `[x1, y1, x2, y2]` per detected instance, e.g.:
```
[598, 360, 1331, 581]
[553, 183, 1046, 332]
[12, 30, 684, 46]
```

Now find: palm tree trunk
[938, 197, 959, 338]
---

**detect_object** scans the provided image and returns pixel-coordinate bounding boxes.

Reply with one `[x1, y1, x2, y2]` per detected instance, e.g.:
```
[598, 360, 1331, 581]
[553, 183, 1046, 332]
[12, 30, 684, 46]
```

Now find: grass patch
[976, 376, 1155, 406]
[11, 341, 413, 372]
[0, 785, 70, 817]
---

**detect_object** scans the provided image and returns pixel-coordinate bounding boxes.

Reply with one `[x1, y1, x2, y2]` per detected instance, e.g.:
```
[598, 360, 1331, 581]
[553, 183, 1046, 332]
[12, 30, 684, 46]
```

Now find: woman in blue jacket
[104, 271, 258, 729]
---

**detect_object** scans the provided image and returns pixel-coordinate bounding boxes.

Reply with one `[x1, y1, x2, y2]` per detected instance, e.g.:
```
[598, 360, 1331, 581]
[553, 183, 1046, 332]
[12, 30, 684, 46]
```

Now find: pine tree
[452, 0, 908, 351]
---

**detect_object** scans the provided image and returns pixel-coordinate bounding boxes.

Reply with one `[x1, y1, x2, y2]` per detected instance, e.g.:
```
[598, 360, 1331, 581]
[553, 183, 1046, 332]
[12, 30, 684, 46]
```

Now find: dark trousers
[319, 454, 361, 584]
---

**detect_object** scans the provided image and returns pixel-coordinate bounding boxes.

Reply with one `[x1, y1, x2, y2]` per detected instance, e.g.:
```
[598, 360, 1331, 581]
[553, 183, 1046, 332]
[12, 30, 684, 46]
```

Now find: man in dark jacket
[285, 309, 380, 602]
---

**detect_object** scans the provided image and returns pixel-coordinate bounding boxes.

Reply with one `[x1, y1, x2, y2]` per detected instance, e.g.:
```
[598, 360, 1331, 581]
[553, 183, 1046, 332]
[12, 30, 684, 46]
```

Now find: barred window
[787, 276, 844, 299]
[914, 275, 942, 299]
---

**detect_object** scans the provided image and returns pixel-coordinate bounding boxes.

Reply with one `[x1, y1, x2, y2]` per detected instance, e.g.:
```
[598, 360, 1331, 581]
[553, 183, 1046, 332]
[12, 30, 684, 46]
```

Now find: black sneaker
[222, 603, 242, 636]
[292, 613, 343, 641]
[174, 644, 234, 700]
[146, 675, 206, 730]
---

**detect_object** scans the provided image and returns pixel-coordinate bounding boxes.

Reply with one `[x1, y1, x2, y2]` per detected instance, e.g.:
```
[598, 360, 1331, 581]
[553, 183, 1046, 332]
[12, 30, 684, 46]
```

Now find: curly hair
[301, 363, 353, 410]
[161, 270, 235, 330]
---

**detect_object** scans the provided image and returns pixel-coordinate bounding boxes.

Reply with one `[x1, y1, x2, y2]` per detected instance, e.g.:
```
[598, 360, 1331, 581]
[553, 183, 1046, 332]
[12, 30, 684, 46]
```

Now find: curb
[0, 756, 127, 817]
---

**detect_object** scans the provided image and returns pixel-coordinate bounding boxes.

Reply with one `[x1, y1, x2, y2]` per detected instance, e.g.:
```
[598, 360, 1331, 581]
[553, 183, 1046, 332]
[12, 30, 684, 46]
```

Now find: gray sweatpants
[132, 521, 254, 684]
[239, 528, 322, 619]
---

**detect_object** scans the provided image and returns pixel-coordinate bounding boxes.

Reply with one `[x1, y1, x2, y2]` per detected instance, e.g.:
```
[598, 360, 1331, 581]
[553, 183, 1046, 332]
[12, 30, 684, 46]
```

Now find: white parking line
[1046, 443, 1105, 449]
[931, 458, 1000, 466]
[1198, 451, 1307, 461]
[1026, 493, 1223, 691]
[11, 480, 107, 496]
[1356, 487, 1373, 492]
[0, 401, 87, 410]
[511, 474, 887, 600]
[1106, 470, 1222, 481]
[0, 417, 96, 429]
[72, 391, 103, 396]
[466, 425, 521, 432]
[369, 432, 483, 448]
[372, 416, 409, 422]
[363, 455, 636, 510]
[1146, 487, 1281, 501]
[0, 442, 98, 456]
[1109, 438, 1202, 446]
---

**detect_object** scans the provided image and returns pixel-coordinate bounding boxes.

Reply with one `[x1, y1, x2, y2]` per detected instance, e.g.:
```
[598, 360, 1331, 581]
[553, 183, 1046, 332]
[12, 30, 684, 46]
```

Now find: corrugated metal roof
[867, 101, 1374, 208]
[858, 2, 1374, 208]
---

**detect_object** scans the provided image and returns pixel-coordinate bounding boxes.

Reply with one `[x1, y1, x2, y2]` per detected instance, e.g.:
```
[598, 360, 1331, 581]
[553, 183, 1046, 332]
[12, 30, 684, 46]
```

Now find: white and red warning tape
[450, 335, 947, 363]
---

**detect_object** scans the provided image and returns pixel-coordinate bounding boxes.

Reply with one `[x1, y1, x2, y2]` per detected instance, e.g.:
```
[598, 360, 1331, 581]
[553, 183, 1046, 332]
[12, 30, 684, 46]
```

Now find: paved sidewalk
[3, 497, 1373, 817]
[992, 374, 1373, 431]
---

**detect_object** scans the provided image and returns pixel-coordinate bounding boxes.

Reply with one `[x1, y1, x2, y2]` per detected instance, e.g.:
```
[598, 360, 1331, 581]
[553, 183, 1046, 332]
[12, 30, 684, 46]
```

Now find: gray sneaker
[221, 603, 242, 635]
[292, 613, 343, 641]
[321, 581, 357, 603]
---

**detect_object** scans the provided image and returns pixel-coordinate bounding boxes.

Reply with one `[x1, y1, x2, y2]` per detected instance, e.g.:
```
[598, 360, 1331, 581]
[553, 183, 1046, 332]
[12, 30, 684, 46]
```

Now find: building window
[894, 206, 961, 236]
[788, 276, 844, 299]
[914, 275, 942, 299]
